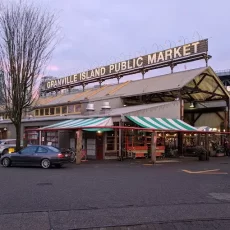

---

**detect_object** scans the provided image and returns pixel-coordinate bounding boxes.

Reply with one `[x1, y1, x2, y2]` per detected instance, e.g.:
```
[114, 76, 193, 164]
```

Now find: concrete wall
[0, 119, 65, 140]
[125, 101, 180, 119]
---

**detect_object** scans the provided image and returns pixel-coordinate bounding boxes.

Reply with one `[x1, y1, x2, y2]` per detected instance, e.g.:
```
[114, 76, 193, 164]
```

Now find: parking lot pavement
[0, 158, 230, 229]
[80, 219, 230, 230]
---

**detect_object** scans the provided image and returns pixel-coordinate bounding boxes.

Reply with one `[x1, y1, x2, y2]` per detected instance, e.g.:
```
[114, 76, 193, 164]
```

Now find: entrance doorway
[96, 132, 104, 160]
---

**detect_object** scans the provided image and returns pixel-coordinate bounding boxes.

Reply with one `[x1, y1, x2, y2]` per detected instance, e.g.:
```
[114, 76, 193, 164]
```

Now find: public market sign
[46, 39, 208, 90]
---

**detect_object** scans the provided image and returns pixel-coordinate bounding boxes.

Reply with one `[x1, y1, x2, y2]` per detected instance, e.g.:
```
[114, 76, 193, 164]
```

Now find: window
[106, 131, 116, 151]
[47, 146, 60, 153]
[35, 110, 39, 116]
[75, 104, 81, 113]
[55, 107, 60, 115]
[21, 146, 37, 154]
[50, 108, 55, 115]
[37, 147, 48, 153]
[40, 109, 44, 116]
[68, 105, 74, 113]
[62, 106, 67, 114]
[45, 108, 49, 115]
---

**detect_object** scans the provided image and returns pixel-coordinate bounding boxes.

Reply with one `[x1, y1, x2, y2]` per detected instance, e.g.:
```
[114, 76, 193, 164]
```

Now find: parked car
[1, 145, 71, 169]
[0, 139, 17, 156]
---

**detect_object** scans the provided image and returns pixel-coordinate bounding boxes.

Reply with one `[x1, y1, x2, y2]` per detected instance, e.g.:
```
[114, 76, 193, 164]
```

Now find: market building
[0, 38, 229, 159]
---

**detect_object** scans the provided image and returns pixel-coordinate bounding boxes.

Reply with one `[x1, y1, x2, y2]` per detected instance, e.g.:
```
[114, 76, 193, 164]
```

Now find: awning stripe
[127, 116, 155, 128]
[40, 117, 113, 130]
[58, 118, 106, 128]
[144, 117, 169, 129]
[126, 116, 196, 131]
[155, 118, 176, 129]
[162, 118, 186, 130]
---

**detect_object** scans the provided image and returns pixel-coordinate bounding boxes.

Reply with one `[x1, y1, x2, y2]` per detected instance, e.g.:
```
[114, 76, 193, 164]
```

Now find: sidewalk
[79, 156, 230, 165]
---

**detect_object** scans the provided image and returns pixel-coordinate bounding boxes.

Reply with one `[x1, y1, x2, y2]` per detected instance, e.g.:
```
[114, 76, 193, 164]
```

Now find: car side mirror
[18, 151, 21, 154]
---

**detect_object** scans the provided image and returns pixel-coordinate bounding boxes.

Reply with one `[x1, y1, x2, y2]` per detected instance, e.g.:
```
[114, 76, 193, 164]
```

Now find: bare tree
[0, 1, 58, 150]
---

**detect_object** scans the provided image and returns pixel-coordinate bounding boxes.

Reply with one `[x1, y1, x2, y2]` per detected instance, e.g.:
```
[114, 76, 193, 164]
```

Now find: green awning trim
[40, 117, 113, 130]
[126, 116, 197, 131]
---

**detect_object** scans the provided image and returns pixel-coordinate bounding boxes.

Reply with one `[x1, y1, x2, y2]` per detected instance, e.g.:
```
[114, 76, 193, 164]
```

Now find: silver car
[0, 139, 17, 155]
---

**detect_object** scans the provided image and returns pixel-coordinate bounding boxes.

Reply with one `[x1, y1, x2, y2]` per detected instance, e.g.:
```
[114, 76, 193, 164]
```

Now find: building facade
[0, 66, 229, 159]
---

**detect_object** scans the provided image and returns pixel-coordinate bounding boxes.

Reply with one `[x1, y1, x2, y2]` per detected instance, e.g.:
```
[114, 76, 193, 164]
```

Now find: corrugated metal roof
[118, 67, 207, 97]
[107, 102, 172, 115]
[36, 66, 226, 106]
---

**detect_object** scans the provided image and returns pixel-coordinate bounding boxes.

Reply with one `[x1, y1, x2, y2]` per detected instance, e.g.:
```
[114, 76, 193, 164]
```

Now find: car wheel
[41, 159, 51, 169]
[2, 158, 11, 167]
[54, 164, 62, 168]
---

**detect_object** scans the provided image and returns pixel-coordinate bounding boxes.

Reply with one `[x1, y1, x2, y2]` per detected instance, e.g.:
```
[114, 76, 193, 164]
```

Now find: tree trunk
[15, 123, 21, 151]
[75, 130, 82, 165]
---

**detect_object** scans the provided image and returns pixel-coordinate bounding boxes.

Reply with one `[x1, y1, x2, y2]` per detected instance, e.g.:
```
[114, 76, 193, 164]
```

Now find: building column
[151, 132, 157, 164]
[76, 129, 82, 164]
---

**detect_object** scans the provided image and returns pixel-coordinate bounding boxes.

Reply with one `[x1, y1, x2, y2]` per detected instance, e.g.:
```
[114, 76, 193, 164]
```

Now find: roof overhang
[122, 66, 229, 105]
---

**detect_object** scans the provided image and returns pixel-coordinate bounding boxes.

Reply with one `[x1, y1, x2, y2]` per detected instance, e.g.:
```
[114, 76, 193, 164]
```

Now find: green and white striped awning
[126, 116, 197, 131]
[39, 117, 113, 131]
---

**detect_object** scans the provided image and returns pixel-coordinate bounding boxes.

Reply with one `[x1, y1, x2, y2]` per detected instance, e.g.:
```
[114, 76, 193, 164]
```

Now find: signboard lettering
[45, 40, 208, 90]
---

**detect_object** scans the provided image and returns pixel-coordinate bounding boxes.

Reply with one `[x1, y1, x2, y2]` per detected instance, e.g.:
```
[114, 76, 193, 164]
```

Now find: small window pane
[35, 110, 39, 116]
[50, 108, 54, 115]
[68, 105, 74, 113]
[75, 104, 81, 112]
[62, 106, 67, 114]
[45, 108, 49, 115]
[55, 107, 60, 114]
[40, 109, 44, 116]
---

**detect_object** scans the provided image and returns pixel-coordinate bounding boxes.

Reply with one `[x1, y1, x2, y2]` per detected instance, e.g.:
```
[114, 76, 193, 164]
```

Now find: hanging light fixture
[190, 102, 195, 108]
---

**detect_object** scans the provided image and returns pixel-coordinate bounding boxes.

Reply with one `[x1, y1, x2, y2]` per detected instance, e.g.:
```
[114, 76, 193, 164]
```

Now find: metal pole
[119, 119, 123, 160]
[39, 130, 42, 145]
[151, 132, 156, 164]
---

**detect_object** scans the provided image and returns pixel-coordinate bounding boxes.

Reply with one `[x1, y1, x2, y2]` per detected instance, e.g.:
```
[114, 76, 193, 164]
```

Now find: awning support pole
[151, 131, 156, 164]
[39, 130, 42, 145]
[76, 129, 82, 164]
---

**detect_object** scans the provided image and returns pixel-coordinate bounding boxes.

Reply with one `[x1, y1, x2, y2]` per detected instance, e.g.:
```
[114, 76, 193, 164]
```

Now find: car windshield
[47, 146, 60, 153]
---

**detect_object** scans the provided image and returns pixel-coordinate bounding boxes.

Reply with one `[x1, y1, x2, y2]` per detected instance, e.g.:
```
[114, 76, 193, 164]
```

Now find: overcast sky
[6, 0, 230, 82]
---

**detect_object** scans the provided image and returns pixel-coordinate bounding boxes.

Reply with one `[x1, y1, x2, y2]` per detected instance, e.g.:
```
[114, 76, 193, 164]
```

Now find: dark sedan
[1, 145, 71, 169]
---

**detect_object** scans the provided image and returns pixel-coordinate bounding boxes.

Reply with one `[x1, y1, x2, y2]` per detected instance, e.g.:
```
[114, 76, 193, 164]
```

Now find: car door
[33, 147, 48, 165]
[16, 146, 38, 165]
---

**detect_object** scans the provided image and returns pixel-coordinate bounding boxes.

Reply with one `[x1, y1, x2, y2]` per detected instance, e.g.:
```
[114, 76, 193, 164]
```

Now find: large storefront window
[106, 131, 116, 151]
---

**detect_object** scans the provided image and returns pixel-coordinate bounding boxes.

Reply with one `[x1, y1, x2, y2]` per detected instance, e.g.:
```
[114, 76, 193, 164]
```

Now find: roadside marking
[182, 169, 228, 174]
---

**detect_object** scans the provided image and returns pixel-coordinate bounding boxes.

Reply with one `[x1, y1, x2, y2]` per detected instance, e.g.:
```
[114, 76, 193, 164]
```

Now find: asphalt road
[0, 158, 230, 230]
